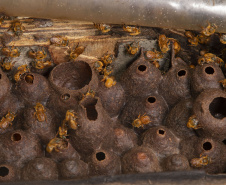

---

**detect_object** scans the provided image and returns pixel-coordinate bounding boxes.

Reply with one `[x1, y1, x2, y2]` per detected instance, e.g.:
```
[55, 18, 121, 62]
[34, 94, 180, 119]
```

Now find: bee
[185, 31, 199, 46]
[28, 48, 47, 60]
[94, 23, 111, 33]
[201, 22, 217, 37]
[158, 34, 170, 53]
[187, 115, 201, 129]
[198, 53, 224, 67]
[102, 75, 117, 88]
[123, 25, 141, 36]
[190, 155, 211, 168]
[32, 60, 52, 70]
[14, 64, 30, 82]
[132, 113, 151, 128]
[8, 20, 25, 37]
[219, 79, 226, 90]
[152, 60, 160, 69]
[220, 34, 226, 44]
[145, 50, 163, 61]
[1, 46, 20, 58]
[58, 121, 68, 139]
[1, 57, 14, 71]
[68, 43, 85, 60]
[100, 54, 115, 65]
[102, 65, 113, 76]
[50, 35, 69, 47]
[0, 112, 16, 130]
[34, 103, 47, 122]
[64, 110, 79, 130]
[83, 88, 95, 99]
[94, 61, 104, 72]
[126, 42, 139, 55]
[169, 38, 181, 54]
[197, 34, 210, 44]
[46, 137, 68, 153]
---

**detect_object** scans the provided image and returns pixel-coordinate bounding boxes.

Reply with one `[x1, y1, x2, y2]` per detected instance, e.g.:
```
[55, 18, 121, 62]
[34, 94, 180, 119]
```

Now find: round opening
[205, 67, 214, 74]
[0, 74, 2, 79]
[11, 133, 22, 141]
[61, 93, 70, 101]
[96, 152, 106, 161]
[51, 61, 92, 90]
[138, 65, 147, 72]
[209, 97, 226, 119]
[158, 129, 165, 135]
[177, 70, 186, 77]
[25, 74, 34, 84]
[0, 167, 9, 177]
[203, 142, 212, 150]
[148, 96, 156, 103]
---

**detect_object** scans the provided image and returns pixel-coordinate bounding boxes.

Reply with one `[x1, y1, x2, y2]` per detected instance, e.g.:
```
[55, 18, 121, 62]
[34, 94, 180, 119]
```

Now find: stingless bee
[132, 113, 151, 128]
[46, 137, 68, 153]
[187, 115, 201, 129]
[190, 155, 211, 168]
[34, 103, 47, 122]
[94, 23, 111, 33]
[0, 112, 16, 130]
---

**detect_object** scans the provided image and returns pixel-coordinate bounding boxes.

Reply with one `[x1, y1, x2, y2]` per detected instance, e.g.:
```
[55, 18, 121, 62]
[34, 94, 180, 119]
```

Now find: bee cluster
[0, 17, 226, 182]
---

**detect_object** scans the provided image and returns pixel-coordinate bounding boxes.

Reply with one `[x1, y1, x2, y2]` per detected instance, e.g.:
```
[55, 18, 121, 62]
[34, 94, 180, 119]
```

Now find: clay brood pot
[21, 157, 58, 180]
[164, 98, 196, 139]
[16, 73, 51, 105]
[70, 97, 114, 157]
[181, 137, 226, 174]
[119, 93, 168, 133]
[0, 164, 19, 182]
[191, 64, 224, 97]
[97, 82, 125, 118]
[58, 158, 88, 180]
[0, 130, 43, 168]
[112, 124, 138, 156]
[142, 126, 180, 159]
[88, 149, 121, 176]
[121, 146, 161, 174]
[49, 61, 98, 97]
[159, 57, 191, 107]
[163, 154, 190, 171]
[120, 49, 162, 97]
[193, 89, 226, 141]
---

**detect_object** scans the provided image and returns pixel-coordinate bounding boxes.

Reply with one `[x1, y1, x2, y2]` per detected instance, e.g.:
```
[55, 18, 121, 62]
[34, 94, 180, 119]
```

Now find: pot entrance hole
[25, 74, 34, 84]
[96, 152, 105, 161]
[203, 142, 212, 150]
[205, 67, 214, 74]
[209, 97, 226, 119]
[178, 70, 186, 77]
[11, 133, 22, 141]
[0, 167, 9, 177]
[61, 93, 70, 100]
[148, 96, 156, 103]
[158, 129, 165, 135]
[82, 98, 98, 120]
[138, 65, 147, 72]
